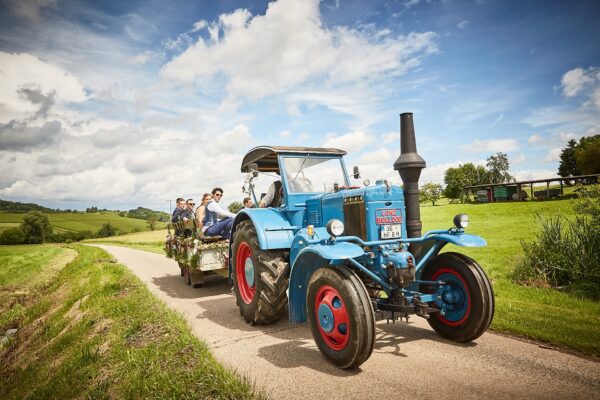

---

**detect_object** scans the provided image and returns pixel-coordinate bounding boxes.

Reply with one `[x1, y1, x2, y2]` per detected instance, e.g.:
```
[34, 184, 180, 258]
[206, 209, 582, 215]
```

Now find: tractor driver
[259, 177, 283, 208]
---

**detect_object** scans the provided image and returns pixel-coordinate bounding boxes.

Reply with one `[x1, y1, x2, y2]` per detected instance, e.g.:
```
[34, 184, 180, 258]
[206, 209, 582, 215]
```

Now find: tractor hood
[305, 180, 408, 242]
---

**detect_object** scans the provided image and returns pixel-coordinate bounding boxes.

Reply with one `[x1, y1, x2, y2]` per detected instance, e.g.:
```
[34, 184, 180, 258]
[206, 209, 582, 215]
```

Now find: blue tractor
[230, 113, 494, 368]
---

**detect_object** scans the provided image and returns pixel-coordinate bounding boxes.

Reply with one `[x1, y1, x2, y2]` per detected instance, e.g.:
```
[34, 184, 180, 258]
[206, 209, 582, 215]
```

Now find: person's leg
[222, 218, 234, 238]
[205, 218, 231, 237]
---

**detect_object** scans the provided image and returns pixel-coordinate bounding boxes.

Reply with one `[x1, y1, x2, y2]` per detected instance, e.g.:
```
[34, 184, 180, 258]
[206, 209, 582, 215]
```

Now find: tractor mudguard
[433, 232, 487, 248]
[288, 241, 364, 325]
[231, 208, 296, 250]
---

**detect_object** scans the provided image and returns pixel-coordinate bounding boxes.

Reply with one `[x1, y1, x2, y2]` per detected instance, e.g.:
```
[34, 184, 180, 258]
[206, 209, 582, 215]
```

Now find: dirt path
[92, 245, 600, 400]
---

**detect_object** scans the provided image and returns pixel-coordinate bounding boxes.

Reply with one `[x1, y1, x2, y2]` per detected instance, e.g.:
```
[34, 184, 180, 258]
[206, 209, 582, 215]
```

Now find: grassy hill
[0, 211, 164, 234]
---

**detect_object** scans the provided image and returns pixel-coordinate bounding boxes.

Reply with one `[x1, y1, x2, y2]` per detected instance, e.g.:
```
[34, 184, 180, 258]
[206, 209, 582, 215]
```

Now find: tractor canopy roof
[240, 146, 347, 172]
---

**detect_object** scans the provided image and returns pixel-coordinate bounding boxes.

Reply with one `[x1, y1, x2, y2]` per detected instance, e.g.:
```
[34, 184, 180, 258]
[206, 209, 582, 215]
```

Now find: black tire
[231, 220, 288, 325]
[191, 270, 205, 288]
[307, 267, 375, 369]
[420, 252, 494, 342]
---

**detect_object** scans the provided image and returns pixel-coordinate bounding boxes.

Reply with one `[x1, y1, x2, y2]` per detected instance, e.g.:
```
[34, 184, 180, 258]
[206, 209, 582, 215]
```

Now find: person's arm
[196, 206, 205, 227]
[260, 182, 276, 208]
[207, 201, 237, 219]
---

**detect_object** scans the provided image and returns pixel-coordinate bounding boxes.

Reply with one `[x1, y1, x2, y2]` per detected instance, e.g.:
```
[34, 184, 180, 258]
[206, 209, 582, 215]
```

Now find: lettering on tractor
[165, 112, 494, 369]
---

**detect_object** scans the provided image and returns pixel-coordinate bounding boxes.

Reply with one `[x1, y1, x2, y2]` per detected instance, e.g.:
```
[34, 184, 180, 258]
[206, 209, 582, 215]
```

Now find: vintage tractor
[165, 219, 229, 287]
[230, 113, 494, 369]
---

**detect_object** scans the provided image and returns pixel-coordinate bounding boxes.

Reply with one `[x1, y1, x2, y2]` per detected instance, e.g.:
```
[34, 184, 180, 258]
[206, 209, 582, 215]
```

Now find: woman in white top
[195, 193, 212, 229]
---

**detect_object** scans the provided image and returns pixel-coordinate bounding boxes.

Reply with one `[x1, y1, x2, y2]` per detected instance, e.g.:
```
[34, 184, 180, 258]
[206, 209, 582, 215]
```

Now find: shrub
[21, 211, 53, 243]
[512, 214, 600, 300]
[0, 227, 26, 245]
[97, 223, 119, 238]
[48, 230, 94, 243]
[574, 184, 600, 227]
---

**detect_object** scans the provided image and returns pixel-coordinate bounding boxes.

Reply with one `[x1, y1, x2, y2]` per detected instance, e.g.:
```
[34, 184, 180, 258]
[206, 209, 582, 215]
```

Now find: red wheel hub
[236, 242, 255, 304]
[315, 285, 350, 351]
[432, 268, 471, 326]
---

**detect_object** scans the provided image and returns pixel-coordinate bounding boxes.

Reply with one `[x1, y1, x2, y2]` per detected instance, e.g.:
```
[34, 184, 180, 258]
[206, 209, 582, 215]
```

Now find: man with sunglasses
[202, 187, 237, 239]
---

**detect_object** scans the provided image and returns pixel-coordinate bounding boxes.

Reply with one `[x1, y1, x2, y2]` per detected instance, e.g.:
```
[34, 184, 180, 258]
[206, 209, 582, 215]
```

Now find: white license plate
[380, 224, 402, 239]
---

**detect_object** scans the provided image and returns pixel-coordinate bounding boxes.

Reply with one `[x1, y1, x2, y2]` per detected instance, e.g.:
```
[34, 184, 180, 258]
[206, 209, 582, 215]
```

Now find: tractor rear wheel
[307, 267, 375, 369]
[420, 252, 494, 342]
[232, 220, 288, 325]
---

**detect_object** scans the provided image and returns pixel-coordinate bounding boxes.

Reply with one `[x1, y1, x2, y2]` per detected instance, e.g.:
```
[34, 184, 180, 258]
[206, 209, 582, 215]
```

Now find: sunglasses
[188, 203, 195, 206]
[214, 193, 222, 197]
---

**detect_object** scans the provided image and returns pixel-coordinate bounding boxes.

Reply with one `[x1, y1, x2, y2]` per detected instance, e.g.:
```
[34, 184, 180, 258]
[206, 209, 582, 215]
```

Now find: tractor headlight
[326, 219, 345, 237]
[453, 214, 469, 229]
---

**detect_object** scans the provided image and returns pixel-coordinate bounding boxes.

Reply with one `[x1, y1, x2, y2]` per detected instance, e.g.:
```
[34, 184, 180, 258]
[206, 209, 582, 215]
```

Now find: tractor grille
[343, 196, 367, 240]
[308, 210, 320, 225]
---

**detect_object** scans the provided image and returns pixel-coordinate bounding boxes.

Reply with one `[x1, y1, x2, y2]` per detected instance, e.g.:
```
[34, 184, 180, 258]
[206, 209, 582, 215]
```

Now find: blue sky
[0, 0, 599, 211]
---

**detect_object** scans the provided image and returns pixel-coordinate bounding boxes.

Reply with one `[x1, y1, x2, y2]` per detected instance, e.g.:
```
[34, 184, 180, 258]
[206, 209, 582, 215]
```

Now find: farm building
[464, 173, 599, 203]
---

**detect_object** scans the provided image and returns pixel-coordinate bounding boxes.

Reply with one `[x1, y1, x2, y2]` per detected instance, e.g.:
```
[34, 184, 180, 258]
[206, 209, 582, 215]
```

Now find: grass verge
[86, 230, 166, 254]
[0, 244, 261, 400]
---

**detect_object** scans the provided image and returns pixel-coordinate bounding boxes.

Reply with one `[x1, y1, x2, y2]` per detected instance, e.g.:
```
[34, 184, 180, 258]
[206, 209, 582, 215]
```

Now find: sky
[0, 0, 599, 212]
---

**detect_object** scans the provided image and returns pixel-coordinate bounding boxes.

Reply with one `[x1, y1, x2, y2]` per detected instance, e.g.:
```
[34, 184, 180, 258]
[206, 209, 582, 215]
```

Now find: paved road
[93, 245, 600, 400]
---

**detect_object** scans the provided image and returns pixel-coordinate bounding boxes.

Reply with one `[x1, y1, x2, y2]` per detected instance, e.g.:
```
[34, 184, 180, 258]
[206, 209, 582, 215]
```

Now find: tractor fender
[433, 232, 487, 248]
[288, 241, 365, 324]
[231, 208, 296, 250]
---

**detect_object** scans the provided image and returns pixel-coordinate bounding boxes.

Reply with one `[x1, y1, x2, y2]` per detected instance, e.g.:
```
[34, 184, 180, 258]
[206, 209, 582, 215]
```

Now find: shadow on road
[152, 274, 229, 299]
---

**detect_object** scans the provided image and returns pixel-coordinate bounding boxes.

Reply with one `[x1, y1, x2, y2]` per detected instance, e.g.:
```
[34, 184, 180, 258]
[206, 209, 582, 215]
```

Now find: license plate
[381, 224, 401, 239]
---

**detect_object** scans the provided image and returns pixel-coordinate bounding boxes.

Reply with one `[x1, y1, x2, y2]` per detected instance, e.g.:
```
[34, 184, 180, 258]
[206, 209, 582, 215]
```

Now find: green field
[0, 212, 165, 234]
[0, 245, 260, 399]
[88, 229, 167, 254]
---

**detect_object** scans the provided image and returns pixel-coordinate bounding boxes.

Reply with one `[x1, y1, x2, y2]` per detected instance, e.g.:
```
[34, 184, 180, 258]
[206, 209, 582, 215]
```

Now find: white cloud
[561, 67, 593, 97]
[513, 169, 558, 182]
[490, 113, 503, 126]
[321, 130, 375, 153]
[161, 0, 437, 100]
[457, 20, 469, 29]
[512, 153, 526, 164]
[381, 131, 398, 144]
[358, 148, 393, 164]
[527, 134, 542, 145]
[279, 130, 291, 138]
[0, 52, 87, 123]
[463, 138, 519, 153]
[542, 147, 562, 163]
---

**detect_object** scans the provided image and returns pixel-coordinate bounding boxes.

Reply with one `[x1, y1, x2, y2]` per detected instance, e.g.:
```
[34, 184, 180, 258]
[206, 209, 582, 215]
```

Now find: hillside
[0, 212, 164, 234]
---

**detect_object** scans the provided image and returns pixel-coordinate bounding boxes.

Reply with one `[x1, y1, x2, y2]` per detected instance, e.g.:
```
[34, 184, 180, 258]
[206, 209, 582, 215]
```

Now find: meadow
[97, 198, 600, 356]
[0, 212, 164, 235]
[0, 244, 260, 399]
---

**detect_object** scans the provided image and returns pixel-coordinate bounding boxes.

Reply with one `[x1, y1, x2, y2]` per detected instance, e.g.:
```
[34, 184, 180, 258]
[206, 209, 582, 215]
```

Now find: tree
[97, 222, 118, 238]
[420, 183, 443, 206]
[574, 136, 600, 175]
[21, 211, 53, 243]
[558, 139, 580, 177]
[486, 152, 514, 184]
[443, 163, 490, 201]
[228, 201, 244, 213]
[147, 215, 157, 231]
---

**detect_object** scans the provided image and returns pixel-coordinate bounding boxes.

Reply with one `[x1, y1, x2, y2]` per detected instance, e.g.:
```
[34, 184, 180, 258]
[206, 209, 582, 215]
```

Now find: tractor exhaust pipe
[393, 112, 426, 240]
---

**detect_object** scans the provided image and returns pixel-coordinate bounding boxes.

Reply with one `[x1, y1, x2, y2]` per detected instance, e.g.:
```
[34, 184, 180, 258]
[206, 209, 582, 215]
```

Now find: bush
[574, 184, 600, 226]
[21, 211, 53, 243]
[48, 230, 94, 243]
[97, 223, 119, 238]
[0, 227, 26, 245]
[512, 214, 600, 300]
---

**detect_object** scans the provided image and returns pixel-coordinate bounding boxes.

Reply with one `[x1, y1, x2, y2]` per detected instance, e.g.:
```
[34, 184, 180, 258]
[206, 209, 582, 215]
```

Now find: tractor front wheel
[231, 220, 288, 325]
[307, 267, 375, 369]
[420, 252, 494, 342]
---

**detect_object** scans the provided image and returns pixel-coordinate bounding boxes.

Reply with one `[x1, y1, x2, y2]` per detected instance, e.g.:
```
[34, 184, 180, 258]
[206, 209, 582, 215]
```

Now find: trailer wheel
[183, 265, 191, 286]
[307, 267, 375, 369]
[232, 220, 288, 325]
[420, 252, 494, 342]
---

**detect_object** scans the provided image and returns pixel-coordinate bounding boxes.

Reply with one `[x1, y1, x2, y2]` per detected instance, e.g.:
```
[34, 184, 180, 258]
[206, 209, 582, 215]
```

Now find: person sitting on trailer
[195, 193, 212, 228]
[171, 197, 185, 222]
[243, 197, 254, 208]
[202, 187, 237, 239]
